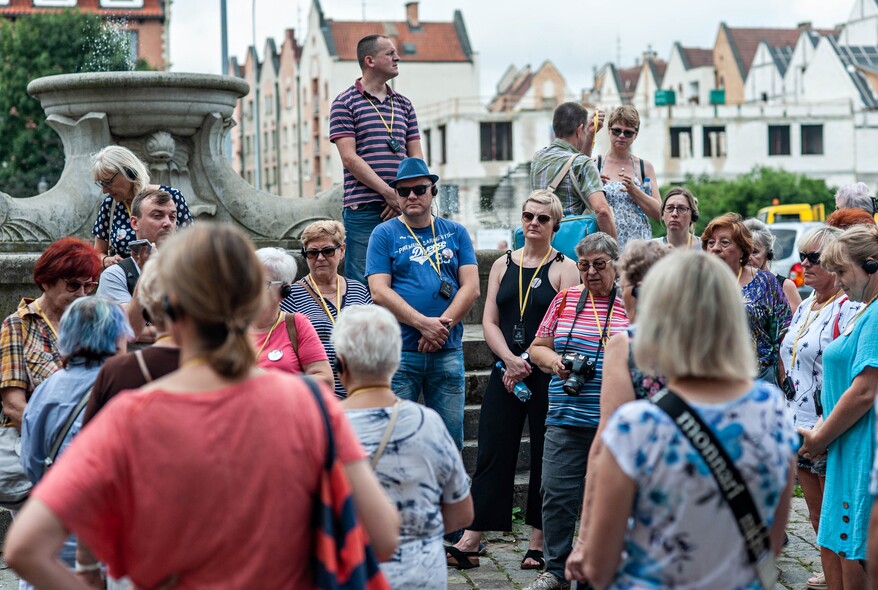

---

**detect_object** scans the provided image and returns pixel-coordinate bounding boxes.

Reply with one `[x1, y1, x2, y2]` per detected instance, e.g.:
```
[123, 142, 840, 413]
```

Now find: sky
[168, 0, 854, 98]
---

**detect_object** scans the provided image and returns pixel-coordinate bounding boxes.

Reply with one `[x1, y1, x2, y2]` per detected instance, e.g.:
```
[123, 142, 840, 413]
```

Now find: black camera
[561, 352, 597, 396]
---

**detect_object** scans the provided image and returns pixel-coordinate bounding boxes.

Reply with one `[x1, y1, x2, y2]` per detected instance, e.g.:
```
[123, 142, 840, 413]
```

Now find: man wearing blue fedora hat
[366, 158, 480, 449]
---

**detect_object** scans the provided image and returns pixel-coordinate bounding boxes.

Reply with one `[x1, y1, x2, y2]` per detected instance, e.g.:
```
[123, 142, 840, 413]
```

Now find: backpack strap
[43, 387, 92, 470]
[284, 312, 299, 357]
[548, 154, 579, 193]
[117, 257, 140, 296]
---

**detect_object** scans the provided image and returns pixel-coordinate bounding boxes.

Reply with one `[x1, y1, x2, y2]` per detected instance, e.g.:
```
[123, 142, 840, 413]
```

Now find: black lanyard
[559, 285, 616, 359]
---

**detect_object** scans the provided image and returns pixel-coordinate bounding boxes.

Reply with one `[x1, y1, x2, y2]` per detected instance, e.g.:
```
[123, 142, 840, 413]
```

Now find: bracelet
[74, 561, 102, 573]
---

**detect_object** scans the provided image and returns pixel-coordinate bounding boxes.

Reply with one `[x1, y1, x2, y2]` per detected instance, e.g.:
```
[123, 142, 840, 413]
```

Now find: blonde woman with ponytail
[6, 224, 399, 589]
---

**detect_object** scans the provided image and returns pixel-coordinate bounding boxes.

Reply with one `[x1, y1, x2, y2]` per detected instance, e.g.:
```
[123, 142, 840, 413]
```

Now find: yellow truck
[757, 203, 825, 224]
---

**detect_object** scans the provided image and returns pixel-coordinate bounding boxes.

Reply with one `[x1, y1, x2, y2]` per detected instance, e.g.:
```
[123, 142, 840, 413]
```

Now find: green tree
[0, 11, 148, 197]
[652, 167, 835, 236]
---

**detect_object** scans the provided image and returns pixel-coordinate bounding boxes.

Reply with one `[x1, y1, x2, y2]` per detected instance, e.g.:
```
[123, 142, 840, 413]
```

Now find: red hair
[826, 208, 877, 230]
[33, 237, 102, 291]
[700, 212, 753, 264]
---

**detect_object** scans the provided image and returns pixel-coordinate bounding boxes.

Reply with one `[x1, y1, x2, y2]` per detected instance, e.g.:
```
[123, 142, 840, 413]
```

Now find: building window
[265, 94, 272, 115]
[439, 125, 447, 164]
[480, 122, 512, 161]
[801, 124, 824, 155]
[424, 129, 432, 166]
[479, 185, 498, 212]
[248, 100, 254, 120]
[768, 125, 791, 156]
[99, 0, 144, 6]
[33, 0, 76, 5]
[304, 160, 311, 180]
[702, 126, 726, 158]
[670, 127, 693, 159]
[127, 30, 139, 63]
[286, 88, 293, 110]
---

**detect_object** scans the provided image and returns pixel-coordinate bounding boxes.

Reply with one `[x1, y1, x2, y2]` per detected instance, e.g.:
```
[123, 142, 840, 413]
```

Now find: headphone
[334, 356, 345, 375]
[632, 284, 640, 299]
[766, 250, 774, 261]
[863, 259, 878, 274]
[553, 222, 561, 233]
[691, 208, 700, 223]
[123, 166, 138, 181]
[280, 282, 293, 299]
[161, 295, 178, 322]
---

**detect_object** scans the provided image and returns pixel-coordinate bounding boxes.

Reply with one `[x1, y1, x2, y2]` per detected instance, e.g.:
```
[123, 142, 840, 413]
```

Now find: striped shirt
[536, 286, 629, 428]
[530, 139, 604, 216]
[329, 79, 420, 208]
[279, 277, 372, 398]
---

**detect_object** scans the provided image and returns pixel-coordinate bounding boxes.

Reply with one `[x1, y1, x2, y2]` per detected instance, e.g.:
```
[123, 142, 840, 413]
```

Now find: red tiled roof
[489, 66, 534, 111]
[0, 0, 164, 18]
[329, 20, 470, 62]
[725, 26, 802, 75]
[618, 65, 640, 92]
[682, 47, 714, 69]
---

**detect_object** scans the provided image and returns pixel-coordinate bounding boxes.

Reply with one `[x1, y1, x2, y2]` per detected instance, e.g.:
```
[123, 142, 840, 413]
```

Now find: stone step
[464, 403, 530, 440]
[462, 324, 493, 371]
[462, 437, 531, 475]
[464, 369, 491, 405]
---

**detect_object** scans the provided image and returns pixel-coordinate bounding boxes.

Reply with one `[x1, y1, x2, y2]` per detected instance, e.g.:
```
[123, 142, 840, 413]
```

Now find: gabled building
[631, 51, 667, 112]
[488, 61, 573, 113]
[0, 0, 168, 69]
[591, 62, 641, 105]
[661, 43, 714, 105]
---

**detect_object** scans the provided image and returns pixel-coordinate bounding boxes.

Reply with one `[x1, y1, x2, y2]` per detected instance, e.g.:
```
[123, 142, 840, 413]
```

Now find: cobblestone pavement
[448, 496, 820, 590]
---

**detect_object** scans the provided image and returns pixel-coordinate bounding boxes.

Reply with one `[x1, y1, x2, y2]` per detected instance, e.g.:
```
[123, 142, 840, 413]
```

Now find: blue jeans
[343, 203, 384, 286]
[392, 348, 465, 449]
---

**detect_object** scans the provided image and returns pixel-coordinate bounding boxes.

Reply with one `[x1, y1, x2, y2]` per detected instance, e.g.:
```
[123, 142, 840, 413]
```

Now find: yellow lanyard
[33, 300, 58, 340]
[519, 249, 552, 319]
[364, 93, 395, 136]
[687, 233, 692, 249]
[845, 292, 878, 333]
[790, 292, 840, 369]
[401, 217, 442, 277]
[307, 275, 341, 325]
[255, 311, 284, 359]
[588, 291, 613, 347]
[123, 201, 132, 217]
[592, 110, 598, 150]
[736, 265, 743, 283]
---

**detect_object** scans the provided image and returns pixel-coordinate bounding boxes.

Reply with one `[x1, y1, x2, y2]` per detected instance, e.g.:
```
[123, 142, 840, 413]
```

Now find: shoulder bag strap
[284, 312, 299, 356]
[369, 399, 401, 469]
[652, 388, 776, 588]
[134, 349, 154, 383]
[596, 154, 603, 171]
[107, 199, 118, 256]
[302, 376, 334, 470]
[548, 154, 579, 192]
[44, 387, 92, 469]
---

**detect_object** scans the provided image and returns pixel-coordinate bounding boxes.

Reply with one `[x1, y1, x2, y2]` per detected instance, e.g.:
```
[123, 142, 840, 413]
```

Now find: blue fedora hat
[389, 157, 439, 188]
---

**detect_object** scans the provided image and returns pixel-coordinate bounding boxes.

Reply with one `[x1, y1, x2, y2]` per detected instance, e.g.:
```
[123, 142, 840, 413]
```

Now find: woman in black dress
[447, 190, 579, 569]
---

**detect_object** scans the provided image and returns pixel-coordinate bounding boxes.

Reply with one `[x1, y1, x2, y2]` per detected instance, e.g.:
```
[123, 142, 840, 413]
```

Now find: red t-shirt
[32, 371, 365, 589]
[251, 312, 328, 374]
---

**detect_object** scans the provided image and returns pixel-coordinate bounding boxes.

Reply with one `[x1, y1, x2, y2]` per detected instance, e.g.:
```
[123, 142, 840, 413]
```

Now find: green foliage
[511, 506, 525, 525]
[651, 167, 835, 237]
[0, 11, 146, 197]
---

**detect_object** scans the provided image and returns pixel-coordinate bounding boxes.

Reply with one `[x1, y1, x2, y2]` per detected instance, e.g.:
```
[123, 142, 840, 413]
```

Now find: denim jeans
[343, 202, 384, 286]
[392, 348, 465, 449]
[541, 425, 597, 580]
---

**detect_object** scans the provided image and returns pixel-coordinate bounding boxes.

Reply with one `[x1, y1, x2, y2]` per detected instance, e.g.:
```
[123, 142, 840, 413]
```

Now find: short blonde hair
[798, 226, 842, 254]
[608, 105, 640, 131]
[634, 251, 756, 380]
[522, 190, 563, 227]
[91, 145, 150, 195]
[617, 240, 672, 286]
[821, 224, 878, 273]
[301, 220, 345, 248]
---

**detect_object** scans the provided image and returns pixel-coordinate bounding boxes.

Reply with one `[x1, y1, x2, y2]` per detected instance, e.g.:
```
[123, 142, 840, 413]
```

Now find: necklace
[518, 248, 552, 320]
[180, 356, 206, 369]
[308, 274, 342, 325]
[254, 311, 284, 359]
[33, 300, 58, 340]
[347, 386, 393, 399]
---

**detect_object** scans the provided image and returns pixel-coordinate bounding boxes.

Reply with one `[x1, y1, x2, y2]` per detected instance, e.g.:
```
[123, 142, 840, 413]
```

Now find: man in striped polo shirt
[330, 35, 423, 286]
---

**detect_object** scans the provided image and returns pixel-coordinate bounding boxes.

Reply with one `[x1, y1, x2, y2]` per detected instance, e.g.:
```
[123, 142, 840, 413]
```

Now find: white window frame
[32, 0, 77, 6]
[98, 0, 145, 7]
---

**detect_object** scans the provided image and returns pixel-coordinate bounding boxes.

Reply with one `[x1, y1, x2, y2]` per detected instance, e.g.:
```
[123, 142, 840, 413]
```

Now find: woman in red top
[6, 224, 399, 589]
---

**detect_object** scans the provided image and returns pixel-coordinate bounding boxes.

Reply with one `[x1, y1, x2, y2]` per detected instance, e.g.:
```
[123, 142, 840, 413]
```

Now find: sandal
[806, 571, 827, 590]
[446, 545, 480, 569]
[521, 549, 545, 570]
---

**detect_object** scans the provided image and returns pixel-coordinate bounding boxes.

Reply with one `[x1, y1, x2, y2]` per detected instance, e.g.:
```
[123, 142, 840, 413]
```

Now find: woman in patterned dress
[596, 106, 661, 251]
[91, 145, 192, 267]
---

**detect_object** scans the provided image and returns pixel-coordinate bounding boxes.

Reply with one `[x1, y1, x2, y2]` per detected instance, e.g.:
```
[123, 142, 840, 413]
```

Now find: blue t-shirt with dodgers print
[365, 217, 477, 352]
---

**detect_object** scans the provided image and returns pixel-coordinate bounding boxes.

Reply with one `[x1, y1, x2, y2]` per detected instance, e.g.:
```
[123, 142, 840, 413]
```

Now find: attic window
[402, 43, 417, 55]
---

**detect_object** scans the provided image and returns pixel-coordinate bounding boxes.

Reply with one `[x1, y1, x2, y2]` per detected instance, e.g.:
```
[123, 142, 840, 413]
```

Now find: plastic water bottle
[643, 177, 652, 196]
[496, 361, 532, 402]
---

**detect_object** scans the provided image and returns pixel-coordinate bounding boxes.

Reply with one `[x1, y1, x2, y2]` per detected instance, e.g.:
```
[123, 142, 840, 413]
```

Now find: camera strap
[560, 285, 616, 360]
[652, 387, 777, 589]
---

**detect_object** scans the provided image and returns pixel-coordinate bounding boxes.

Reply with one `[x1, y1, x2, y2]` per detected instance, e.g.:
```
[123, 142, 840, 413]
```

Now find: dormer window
[402, 43, 417, 55]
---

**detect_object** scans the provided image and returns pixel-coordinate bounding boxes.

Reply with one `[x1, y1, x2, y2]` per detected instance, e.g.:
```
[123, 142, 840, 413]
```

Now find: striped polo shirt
[536, 286, 629, 428]
[329, 79, 420, 208]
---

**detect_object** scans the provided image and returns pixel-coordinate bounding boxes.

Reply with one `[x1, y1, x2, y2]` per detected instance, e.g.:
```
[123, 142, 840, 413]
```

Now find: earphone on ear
[553, 223, 561, 233]
[161, 295, 178, 322]
[123, 166, 138, 181]
[862, 259, 878, 274]
[767, 250, 774, 261]
[280, 283, 293, 299]
[431, 185, 438, 196]
[632, 284, 640, 299]
[334, 357, 345, 375]
[691, 209, 700, 222]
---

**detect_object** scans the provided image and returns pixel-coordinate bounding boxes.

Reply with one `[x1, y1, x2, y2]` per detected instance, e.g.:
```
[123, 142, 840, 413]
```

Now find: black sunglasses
[799, 251, 821, 264]
[396, 184, 434, 198]
[610, 128, 636, 138]
[302, 244, 342, 260]
[522, 211, 552, 224]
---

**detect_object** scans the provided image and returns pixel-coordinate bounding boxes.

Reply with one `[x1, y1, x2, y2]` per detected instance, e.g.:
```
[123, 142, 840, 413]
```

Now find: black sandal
[446, 545, 480, 569]
[520, 549, 545, 570]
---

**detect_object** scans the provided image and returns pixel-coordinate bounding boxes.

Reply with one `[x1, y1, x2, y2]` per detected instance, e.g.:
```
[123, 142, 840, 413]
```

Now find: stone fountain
[0, 72, 341, 316]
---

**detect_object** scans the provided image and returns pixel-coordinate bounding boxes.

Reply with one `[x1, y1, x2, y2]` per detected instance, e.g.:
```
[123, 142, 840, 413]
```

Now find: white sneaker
[523, 572, 571, 590]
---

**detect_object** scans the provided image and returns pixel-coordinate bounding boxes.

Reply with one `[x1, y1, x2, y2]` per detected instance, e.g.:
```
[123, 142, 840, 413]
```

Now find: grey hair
[798, 226, 842, 253]
[835, 182, 875, 214]
[255, 247, 298, 283]
[575, 232, 619, 260]
[91, 145, 150, 195]
[331, 305, 401, 380]
[743, 218, 775, 253]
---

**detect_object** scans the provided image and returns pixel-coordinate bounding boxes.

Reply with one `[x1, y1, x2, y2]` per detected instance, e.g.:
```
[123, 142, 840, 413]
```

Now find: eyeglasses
[266, 280, 284, 290]
[576, 259, 610, 272]
[65, 278, 98, 294]
[94, 171, 119, 188]
[610, 128, 636, 138]
[665, 205, 691, 214]
[302, 244, 342, 259]
[522, 211, 552, 224]
[396, 184, 434, 198]
[706, 239, 734, 250]
[799, 251, 821, 265]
